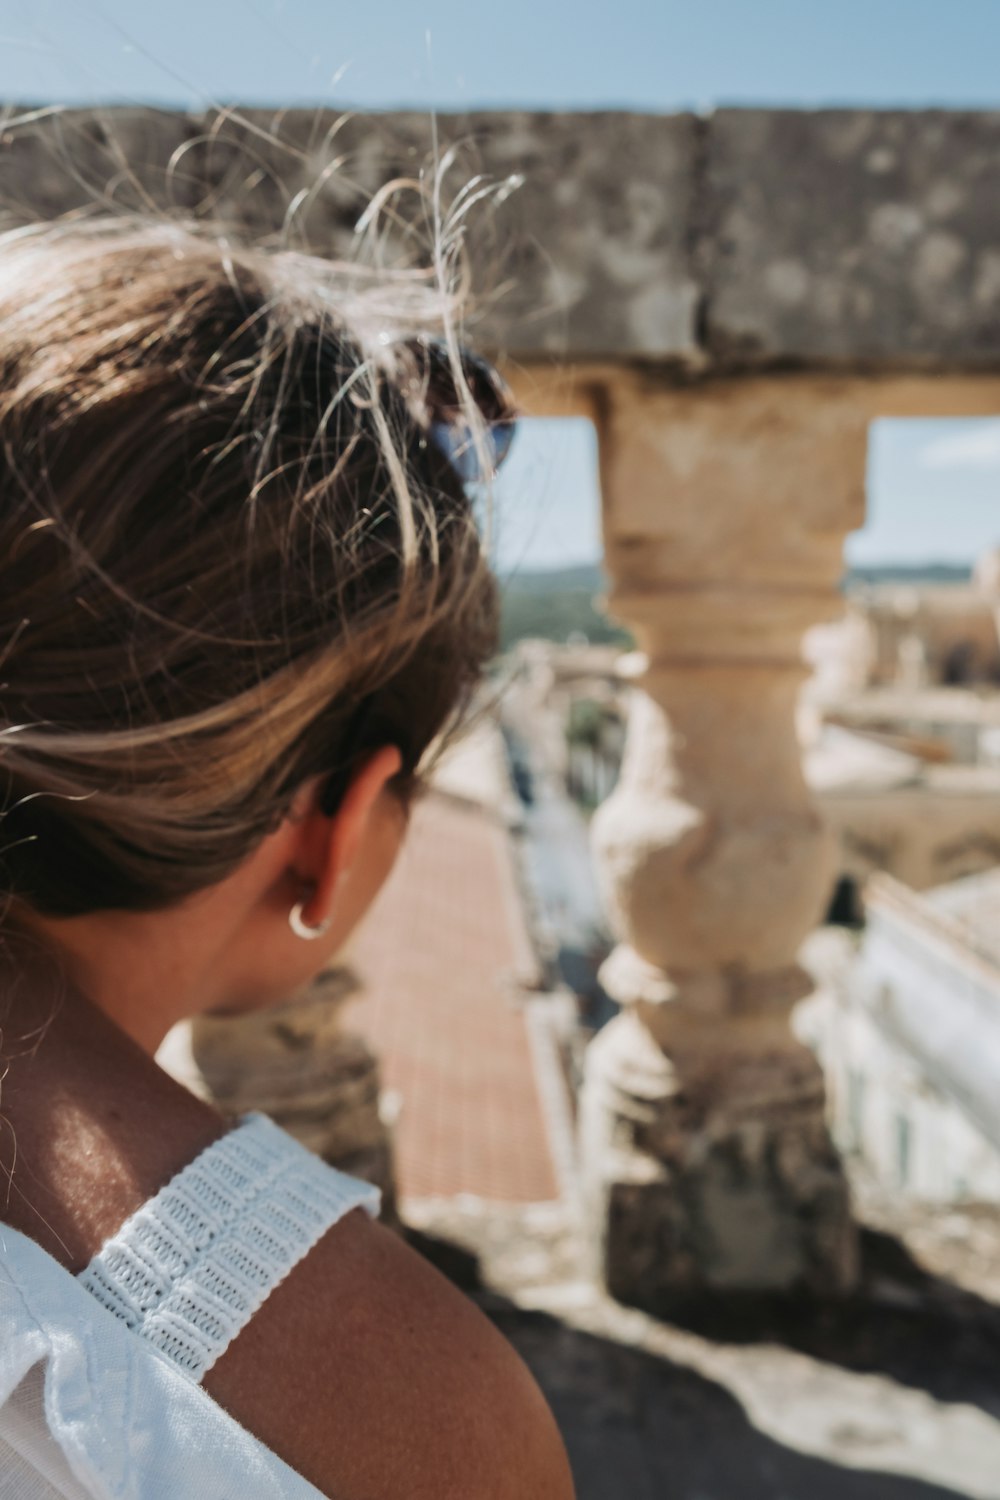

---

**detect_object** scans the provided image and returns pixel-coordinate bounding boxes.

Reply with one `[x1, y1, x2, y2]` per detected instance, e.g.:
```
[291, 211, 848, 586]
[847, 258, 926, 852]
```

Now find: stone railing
[8, 104, 1000, 1307]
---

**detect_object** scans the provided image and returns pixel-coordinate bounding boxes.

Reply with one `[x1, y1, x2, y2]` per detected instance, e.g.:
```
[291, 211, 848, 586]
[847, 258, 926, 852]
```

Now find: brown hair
[0, 218, 505, 917]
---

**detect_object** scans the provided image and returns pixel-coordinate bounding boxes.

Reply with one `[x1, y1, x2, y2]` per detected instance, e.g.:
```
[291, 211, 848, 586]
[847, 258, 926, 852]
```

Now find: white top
[0, 1112, 381, 1499]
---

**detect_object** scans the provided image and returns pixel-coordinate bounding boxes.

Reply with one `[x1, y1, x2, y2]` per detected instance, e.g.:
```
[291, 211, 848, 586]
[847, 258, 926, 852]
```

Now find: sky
[1, 0, 998, 571]
[491, 418, 1000, 575]
[5, 0, 1000, 113]
[860, 420, 1000, 570]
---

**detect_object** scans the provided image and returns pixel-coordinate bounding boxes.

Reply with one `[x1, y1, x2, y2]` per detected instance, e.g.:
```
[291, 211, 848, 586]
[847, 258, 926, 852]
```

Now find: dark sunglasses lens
[489, 417, 516, 471]
[422, 339, 513, 411]
[430, 417, 516, 483]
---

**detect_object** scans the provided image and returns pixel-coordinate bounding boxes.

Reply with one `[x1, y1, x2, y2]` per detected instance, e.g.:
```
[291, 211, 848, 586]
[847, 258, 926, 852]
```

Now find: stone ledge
[704, 108, 1000, 367]
[5, 104, 999, 368]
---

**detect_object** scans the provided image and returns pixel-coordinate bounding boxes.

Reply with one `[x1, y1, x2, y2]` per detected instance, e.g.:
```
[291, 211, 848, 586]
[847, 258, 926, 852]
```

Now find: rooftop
[409, 1172, 1000, 1500]
[346, 777, 567, 1205]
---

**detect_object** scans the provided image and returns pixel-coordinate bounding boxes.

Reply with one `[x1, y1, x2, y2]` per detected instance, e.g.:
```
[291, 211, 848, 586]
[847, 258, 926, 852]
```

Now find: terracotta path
[346, 790, 560, 1204]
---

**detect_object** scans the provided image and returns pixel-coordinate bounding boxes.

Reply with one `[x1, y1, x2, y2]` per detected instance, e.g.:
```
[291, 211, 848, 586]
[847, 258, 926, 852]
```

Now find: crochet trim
[78, 1112, 380, 1380]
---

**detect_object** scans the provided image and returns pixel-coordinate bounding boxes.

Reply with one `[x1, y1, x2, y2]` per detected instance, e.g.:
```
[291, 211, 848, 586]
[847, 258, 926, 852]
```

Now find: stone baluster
[159, 965, 397, 1220]
[579, 374, 866, 1310]
[973, 548, 1000, 667]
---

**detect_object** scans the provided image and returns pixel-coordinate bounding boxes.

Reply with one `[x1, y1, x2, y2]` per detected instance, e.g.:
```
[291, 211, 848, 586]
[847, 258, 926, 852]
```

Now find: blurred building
[799, 547, 1000, 908]
[504, 638, 625, 805]
[804, 551, 1000, 697]
[801, 870, 1000, 1204]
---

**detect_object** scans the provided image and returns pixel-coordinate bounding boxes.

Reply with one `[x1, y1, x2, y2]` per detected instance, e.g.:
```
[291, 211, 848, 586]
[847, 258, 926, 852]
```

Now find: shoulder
[204, 1204, 575, 1500]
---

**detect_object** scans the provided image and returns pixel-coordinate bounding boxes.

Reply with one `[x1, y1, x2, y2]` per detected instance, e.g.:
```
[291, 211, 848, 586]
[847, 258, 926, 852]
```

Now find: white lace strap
[78, 1111, 380, 1381]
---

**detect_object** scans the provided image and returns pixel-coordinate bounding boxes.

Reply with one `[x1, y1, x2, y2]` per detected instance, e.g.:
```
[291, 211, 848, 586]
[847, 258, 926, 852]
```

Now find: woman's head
[0, 218, 507, 965]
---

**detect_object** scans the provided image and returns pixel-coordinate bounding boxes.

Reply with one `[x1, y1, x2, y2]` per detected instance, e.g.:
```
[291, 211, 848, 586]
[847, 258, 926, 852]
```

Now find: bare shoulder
[204, 1205, 576, 1500]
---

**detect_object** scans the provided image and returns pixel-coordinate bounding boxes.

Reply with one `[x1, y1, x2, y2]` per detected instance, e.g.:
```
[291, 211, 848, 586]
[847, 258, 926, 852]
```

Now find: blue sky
[492, 419, 602, 576]
[4, 0, 1000, 112]
[860, 420, 1000, 570]
[492, 418, 1000, 575]
[2, 0, 999, 571]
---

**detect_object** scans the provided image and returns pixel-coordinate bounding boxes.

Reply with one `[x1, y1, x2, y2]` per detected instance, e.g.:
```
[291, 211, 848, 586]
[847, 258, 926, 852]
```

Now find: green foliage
[498, 563, 633, 651]
[497, 562, 976, 653]
[844, 562, 972, 588]
[567, 697, 605, 748]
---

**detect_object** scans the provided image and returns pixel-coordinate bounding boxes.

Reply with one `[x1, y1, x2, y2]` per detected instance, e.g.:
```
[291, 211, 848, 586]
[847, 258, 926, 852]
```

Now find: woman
[0, 218, 575, 1499]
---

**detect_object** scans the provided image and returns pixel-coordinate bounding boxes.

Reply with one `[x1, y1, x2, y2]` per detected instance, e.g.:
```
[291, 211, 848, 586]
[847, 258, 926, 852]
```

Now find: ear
[293, 745, 404, 929]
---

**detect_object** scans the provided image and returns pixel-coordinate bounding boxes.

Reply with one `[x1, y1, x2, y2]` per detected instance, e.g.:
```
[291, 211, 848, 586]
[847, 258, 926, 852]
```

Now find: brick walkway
[346, 790, 561, 1204]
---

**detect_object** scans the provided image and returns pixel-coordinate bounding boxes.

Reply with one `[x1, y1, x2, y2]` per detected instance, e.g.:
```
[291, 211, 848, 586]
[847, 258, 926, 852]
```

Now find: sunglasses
[412, 338, 517, 484]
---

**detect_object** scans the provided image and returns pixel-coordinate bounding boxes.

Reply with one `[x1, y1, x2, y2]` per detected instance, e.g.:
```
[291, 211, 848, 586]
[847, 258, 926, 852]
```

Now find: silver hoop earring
[288, 900, 332, 941]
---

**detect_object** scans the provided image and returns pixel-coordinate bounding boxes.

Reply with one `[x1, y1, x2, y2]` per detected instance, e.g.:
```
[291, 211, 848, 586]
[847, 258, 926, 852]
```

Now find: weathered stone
[580, 375, 862, 1304]
[580, 1010, 856, 1309]
[159, 966, 397, 1214]
[179, 108, 701, 359]
[0, 106, 199, 222]
[0, 105, 701, 358]
[6, 104, 1000, 367]
[705, 109, 1000, 366]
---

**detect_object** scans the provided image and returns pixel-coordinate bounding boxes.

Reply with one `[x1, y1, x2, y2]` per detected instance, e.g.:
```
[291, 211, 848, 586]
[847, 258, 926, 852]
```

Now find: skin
[0, 750, 576, 1500]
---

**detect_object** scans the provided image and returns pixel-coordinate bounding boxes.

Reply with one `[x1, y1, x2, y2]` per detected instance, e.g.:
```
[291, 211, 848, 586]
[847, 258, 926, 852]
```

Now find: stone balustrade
[576, 374, 870, 1303]
[514, 368, 1000, 1306]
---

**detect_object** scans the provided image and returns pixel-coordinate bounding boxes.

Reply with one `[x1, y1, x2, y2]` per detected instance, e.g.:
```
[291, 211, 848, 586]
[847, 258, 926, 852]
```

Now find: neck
[21, 889, 238, 1054]
[0, 942, 224, 1269]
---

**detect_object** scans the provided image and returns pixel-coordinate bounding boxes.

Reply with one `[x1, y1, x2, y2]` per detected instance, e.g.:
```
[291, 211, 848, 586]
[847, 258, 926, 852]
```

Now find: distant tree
[498, 564, 633, 651]
[567, 698, 605, 749]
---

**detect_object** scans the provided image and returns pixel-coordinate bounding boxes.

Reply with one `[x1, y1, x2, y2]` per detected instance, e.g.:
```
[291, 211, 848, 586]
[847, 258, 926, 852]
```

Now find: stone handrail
[2, 105, 999, 369]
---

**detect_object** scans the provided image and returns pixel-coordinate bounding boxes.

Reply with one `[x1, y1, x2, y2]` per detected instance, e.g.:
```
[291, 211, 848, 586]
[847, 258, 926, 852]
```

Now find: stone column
[159, 965, 397, 1220]
[579, 374, 866, 1310]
